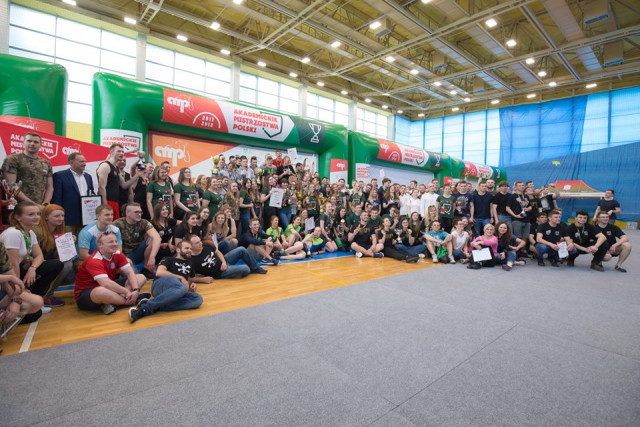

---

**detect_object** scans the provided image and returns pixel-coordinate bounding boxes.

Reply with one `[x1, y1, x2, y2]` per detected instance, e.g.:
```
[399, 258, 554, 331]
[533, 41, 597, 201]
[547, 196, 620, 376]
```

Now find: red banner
[161, 88, 228, 132]
[0, 115, 55, 134]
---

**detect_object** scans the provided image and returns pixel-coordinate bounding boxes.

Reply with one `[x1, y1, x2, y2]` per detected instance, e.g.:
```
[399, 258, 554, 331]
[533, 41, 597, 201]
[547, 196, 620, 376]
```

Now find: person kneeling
[129, 241, 203, 323]
[189, 234, 267, 279]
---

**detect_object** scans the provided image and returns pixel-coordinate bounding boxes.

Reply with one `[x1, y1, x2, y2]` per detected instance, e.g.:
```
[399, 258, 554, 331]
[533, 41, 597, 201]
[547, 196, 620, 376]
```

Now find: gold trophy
[2, 179, 21, 210]
[255, 167, 263, 178]
[211, 155, 221, 176]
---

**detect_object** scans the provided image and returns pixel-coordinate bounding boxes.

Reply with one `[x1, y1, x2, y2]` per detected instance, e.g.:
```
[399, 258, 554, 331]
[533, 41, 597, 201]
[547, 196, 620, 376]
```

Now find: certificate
[305, 217, 316, 232]
[55, 232, 78, 262]
[212, 233, 218, 249]
[287, 147, 298, 159]
[81, 195, 102, 225]
[471, 247, 492, 262]
[269, 188, 284, 208]
[557, 241, 569, 258]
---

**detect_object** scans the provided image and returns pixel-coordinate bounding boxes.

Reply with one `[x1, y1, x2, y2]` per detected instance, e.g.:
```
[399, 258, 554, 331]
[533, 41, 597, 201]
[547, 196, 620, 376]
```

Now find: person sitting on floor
[348, 211, 384, 258]
[423, 220, 455, 264]
[128, 240, 203, 323]
[377, 217, 420, 263]
[238, 218, 279, 266]
[189, 234, 267, 279]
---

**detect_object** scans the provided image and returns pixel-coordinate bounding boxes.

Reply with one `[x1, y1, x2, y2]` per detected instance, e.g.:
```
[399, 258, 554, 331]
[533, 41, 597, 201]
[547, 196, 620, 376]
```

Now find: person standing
[470, 181, 493, 236]
[593, 189, 621, 225]
[96, 144, 141, 219]
[51, 152, 95, 233]
[1, 132, 53, 209]
[491, 181, 512, 227]
[173, 167, 200, 218]
[506, 181, 532, 242]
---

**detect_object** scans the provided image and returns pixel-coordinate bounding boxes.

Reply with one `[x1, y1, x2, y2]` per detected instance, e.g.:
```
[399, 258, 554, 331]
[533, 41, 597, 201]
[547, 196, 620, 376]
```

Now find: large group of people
[0, 131, 633, 352]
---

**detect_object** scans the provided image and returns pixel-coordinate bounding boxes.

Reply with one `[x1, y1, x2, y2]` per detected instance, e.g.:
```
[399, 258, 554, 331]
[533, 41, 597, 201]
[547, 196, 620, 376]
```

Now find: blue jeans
[125, 240, 148, 272]
[497, 215, 512, 228]
[474, 218, 492, 237]
[218, 239, 232, 255]
[218, 247, 259, 278]
[453, 249, 468, 260]
[496, 250, 517, 264]
[396, 243, 426, 255]
[240, 210, 251, 235]
[278, 208, 292, 229]
[535, 243, 578, 260]
[142, 276, 202, 314]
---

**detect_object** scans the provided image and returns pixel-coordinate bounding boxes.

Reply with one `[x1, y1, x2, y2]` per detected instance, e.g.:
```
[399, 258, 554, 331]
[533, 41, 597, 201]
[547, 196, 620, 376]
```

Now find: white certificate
[287, 147, 298, 159]
[471, 247, 493, 262]
[212, 233, 218, 249]
[557, 241, 569, 258]
[269, 188, 284, 208]
[305, 217, 316, 232]
[55, 232, 78, 262]
[81, 195, 102, 225]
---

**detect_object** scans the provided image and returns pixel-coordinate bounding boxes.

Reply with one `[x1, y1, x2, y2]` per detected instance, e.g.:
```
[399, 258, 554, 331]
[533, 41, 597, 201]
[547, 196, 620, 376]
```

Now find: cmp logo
[154, 144, 190, 167]
[167, 96, 193, 114]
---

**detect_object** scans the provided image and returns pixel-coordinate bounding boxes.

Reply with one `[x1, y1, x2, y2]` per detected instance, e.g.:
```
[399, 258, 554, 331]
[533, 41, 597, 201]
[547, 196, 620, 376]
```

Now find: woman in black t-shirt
[174, 211, 203, 246]
[152, 204, 177, 260]
[496, 222, 526, 271]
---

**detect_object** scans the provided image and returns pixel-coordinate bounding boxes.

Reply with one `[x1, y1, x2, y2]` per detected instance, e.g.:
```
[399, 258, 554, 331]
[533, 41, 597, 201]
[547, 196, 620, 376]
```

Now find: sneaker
[567, 256, 577, 267]
[538, 259, 545, 267]
[405, 255, 419, 263]
[467, 262, 481, 270]
[615, 265, 627, 273]
[373, 252, 384, 258]
[135, 297, 149, 308]
[549, 258, 559, 267]
[432, 254, 439, 263]
[355, 252, 363, 258]
[41, 306, 52, 314]
[269, 258, 279, 266]
[252, 267, 268, 274]
[136, 292, 151, 303]
[44, 296, 65, 308]
[128, 306, 146, 324]
[141, 268, 155, 280]
[272, 251, 281, 259]
[514, 260, 526, 266]
[101, 304, 117, 315]
[418, 253, 426, 259]
[449, 256, 456, 264]
[590, 262, 604, 272]
[502, 264, 512, 271]
[279, 250, 287, 257]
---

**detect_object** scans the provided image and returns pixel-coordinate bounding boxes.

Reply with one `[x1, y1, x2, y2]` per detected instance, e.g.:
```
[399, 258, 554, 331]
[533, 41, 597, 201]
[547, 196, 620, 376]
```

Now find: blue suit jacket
[52, 169, 95, 226]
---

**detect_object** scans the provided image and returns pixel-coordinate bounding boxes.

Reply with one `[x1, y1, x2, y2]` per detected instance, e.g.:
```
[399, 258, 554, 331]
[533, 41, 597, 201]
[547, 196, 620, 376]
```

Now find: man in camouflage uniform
[1, 132, 53, 209]
[113, 202, 161, 278]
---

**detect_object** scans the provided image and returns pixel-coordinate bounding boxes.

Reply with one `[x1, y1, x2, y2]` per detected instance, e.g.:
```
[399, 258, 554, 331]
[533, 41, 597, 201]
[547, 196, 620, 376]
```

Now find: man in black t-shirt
[189, 235, 266, 279]
[595, 212, 632, 272]
[506, 181, 532, 241]
[348, 211, 384, 258]
[128, 241, 202, 323]
[491, 181, 511, 227]
[593, 189, 621, 224]
[567, 211, 608, 271]
[470, 181, 493, 236]
[528, 212, 547, 258]
[535, 210, 577, 267]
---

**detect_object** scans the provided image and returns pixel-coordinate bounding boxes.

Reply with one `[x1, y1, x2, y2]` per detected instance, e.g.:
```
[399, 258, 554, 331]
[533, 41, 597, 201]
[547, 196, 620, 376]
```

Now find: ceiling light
[549, 81, 557, 87]
[397, 110, 403, 114]
[289, 72, 298, 78]
[341, 90, 349, 95]
[421, 0, 433, 3]
[210, 21, 221, 30]
[176, 34, 188, 42]
[382, 105, 388, 109]
[386, 56, 395, 62]
[463, 97, 471, 102]
[410, 69, 419, 75]
[370, 21, 382, 30]
[452, 107, 460, 112]
[506, 39, 517, 47]
[220, 49, 230, 55]
[62, 0, 77, 5]
[449, 90, 457, 95]
[538, 70, 547, 77]
[485, 18, 497, 28]
[317, 81, 325, 86]
[526, 93, 536, 99]
[257, 60, 266, 67]
[433, 81, 442, 86]
[124, 17, 136, 25]
[301, 57, 310, 63]
[232, 0, 243, 4]
[418, 113, 425, 117]
[491, 99, 500, 104]
[365, 98, 372, 103]
[586, 83, 597, 89]
[331, 41, 342, 48]
[525, 57, 535, 65]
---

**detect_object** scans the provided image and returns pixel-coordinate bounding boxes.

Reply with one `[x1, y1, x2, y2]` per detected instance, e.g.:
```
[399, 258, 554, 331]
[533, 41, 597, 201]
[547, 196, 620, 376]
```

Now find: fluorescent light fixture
[485, 18, 497, 28]
[463, 97, 471, 102]
[418, 113, 425, 117]
[331, 41, 342, 48]
[210, 21, 221, 30]
[586, 83, 597, 89]
[385, 56, 395, 62]
[62, 0, 77, 5]
[397, 110, 403, 114]
[365, 98, 372, 103]
[257, 60, 267, 67]
[301, 57, 310, 63]
[317, 81, 325, 86]
[526, 93, 536, 99]
[382, 105, 388, 109]
[124, 17, 137, 25]
[491, 99, 500, 104]
[506, 39, 517, 47]
[341, 90, 349, 95]
[452, 107, 460, 112]
[421, 0, 433, 3]
[549, 81, 557, 87]
[525, 57, 535, 65]
[370, 21, 382, 30]
[220, 49, 230, 55]
[433, 81, 442, 86]
[232, 0, 243, 4]
[449, 90, 457, 95]
[177, 34, 188, 42]
[289, 72, 298, 78]
[410, 69, 419, 75]
[538, 70, 547, 77]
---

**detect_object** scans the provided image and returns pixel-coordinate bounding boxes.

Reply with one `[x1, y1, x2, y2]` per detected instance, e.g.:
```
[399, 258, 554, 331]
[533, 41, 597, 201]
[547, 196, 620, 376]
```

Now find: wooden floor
[1, 257, 438, 356]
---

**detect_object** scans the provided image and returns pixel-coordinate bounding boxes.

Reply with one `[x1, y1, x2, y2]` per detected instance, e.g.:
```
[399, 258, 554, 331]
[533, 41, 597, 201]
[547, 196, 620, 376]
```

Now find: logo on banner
[40, 138, 59, 160]
[309, 123, 322, 143]
[379, 141, 402, 162]
[167, 95, 193, 114]
[433, 154, 441, 168]
[154, 143, 190, 167]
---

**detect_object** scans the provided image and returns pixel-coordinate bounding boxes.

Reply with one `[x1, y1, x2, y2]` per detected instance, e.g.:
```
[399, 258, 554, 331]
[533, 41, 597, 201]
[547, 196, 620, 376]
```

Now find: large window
[9, 4, 137, 123]
[146, 44, 231, 100]
[307, 93, 349, 126]
[356, 107, 388, 139]
[238, 72, 299, 114]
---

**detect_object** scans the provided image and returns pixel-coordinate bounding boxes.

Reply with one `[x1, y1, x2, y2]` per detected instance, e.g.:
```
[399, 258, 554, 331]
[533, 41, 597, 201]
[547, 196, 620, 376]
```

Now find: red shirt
[272, 157, 284, 168]
[74, 250, 130, 299]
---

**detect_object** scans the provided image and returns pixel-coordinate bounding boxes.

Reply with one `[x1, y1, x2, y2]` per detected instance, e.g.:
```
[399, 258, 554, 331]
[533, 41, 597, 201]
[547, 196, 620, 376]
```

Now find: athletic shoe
[44, 296, 65, 307]
[355, 252, 363, 258]
[549, 258, 559, 267]
[502, 264, 512, 271]
[432, 254, 439, 263]
[405, 256, 419, 263]
[136, 292, 151, 303]
[538, 259, 545, 267]
[135, 297, 149, 308]
[567, 256, 576, 267]
[373, 252, 384, 258]
[279, 250, 287, 257]
[252, 267, 268, 274]
[128, 306, 146, 323]
[41, 306, 52, 314]
[418, 253, 426, 259]
[449, 256, 456, 264]
[590, 262, 604, 272]
[272, 251, 281, 259]
[269, 258, 279, 266]
[101, 304, 117, 315]
[615, 265, 627, 273]
[467, 262, 481, 270]
[141, 268, 155, 280]
[514, 260, 526, 266]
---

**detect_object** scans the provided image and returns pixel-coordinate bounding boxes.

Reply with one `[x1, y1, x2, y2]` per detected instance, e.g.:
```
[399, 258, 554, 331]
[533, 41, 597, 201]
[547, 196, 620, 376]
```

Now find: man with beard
[595, 212, 632, 273]
[189, 234, 267, 279]
[128, 240, 203, 323]
[567, 210, 608, 272]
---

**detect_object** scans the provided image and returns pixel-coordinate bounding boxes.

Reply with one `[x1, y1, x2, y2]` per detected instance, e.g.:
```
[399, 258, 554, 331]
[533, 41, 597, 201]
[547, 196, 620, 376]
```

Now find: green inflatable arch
[0, 54, 68, 135]
[348, 131, 506, 184]
[92, 73, 348, 180]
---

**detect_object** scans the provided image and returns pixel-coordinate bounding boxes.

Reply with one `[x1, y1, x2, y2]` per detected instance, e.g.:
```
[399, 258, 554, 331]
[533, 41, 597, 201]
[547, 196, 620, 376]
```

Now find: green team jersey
[346, 211, 360, 228]
[368, 216, 383, 230]
[239, 190, 252, 213]
[265, 226, 283, 240]
[438, 195, 456, 218]
[284, 224, 301, 238]
[202, 190, 222, 216]
[147, 181, 173, 213]
[173, 182, 198, 212]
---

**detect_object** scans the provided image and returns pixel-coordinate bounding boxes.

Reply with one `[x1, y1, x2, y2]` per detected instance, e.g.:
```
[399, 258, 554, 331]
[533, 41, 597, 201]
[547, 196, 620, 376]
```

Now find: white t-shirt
[0, 227, 38, 263]
[421, 193, 439, 217]
[408, 197, 422, 215]
[399, 194, 411, 216]
[451, 230, 470, 251]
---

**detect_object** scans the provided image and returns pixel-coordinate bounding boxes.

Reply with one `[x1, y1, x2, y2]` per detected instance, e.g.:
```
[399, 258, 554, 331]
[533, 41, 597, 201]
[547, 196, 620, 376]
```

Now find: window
[307, 93, 349, 125]
[356, 107, 387, 138]
[239, 72, 299, 114]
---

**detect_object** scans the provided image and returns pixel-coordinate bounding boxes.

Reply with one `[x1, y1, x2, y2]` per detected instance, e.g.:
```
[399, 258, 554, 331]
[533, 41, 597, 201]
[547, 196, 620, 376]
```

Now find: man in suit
[52, 152, 95, 234]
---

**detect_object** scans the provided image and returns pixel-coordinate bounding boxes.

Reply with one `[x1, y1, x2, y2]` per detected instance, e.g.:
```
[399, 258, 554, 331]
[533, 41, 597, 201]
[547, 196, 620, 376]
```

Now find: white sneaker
[432, 254, 439, 263]
[418, 253, 426, 259]
[41, 306, 52, 314]
[355, 252, 363, 258]
[449, 257, 456, 264]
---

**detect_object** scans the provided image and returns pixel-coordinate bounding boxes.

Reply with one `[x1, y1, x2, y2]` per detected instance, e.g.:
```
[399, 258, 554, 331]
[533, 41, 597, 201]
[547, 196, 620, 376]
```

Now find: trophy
[211, 155, 221, 176]
[296, 189, 305, 204]
[255, 167, 263, 178]
[2, 179, 21, 210]
[136, 150, 147, 170]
